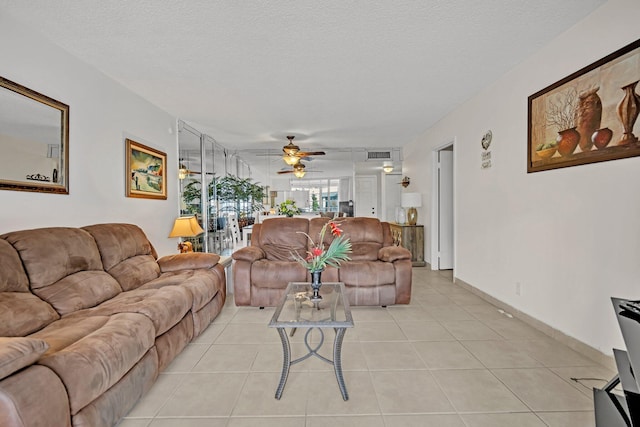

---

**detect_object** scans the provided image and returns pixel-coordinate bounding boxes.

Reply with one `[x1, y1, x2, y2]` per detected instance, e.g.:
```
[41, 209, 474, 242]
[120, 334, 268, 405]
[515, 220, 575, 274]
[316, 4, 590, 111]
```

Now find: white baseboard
[453, 276, 616, 371]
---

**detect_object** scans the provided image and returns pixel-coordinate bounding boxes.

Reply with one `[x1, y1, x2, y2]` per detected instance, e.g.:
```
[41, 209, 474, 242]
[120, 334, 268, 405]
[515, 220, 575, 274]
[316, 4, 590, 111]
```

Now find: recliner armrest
[232, 246, 266, 263]
[157, 252, 220, 273]
[0, 337, 49, 381]
[378, 246, 412, 262]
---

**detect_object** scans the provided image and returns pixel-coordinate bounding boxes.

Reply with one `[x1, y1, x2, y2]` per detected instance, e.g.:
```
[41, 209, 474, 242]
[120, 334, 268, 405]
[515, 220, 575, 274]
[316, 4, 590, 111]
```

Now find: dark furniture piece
[594, 297, 640, 426]
[389, 223, 426, 267]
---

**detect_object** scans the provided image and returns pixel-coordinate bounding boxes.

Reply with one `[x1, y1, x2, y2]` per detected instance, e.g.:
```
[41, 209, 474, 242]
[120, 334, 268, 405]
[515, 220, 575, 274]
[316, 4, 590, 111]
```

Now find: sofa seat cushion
[0, 292, 60, 336]
[338, 261, 396, 287]
[141, 269, 221, 312]
[0, 337, 49, 380]
[251, 260, 308, 289]
[37, 312, 155, 415]
[30, 315, 113, 356]
[64, 286, 192, 336]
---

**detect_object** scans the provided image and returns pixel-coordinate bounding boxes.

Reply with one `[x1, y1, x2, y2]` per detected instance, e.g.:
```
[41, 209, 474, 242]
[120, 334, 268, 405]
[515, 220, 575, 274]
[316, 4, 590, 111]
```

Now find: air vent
[366, 151, 391, 160]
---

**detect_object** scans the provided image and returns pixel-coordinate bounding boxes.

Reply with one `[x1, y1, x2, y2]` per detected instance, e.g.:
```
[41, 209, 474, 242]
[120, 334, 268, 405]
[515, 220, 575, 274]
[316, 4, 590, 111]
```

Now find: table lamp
[401, 192, 422, 225]
[169, 216, 204, 253]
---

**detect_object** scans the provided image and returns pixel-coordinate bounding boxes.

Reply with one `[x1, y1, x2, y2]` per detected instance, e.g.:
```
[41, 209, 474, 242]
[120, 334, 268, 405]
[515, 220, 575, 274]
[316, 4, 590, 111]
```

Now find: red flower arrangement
[291, 220, 352, 272]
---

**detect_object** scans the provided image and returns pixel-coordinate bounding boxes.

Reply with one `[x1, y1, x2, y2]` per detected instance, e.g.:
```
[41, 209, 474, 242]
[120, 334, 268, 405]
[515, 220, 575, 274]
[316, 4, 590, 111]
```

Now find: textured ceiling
[1, 0, 606, 174]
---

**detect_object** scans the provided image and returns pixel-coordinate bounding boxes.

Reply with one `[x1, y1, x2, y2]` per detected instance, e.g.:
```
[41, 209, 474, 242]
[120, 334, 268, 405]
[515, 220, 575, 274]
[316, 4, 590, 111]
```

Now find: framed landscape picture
[528, 38, 640, 173]
[125, 139, 167, 199]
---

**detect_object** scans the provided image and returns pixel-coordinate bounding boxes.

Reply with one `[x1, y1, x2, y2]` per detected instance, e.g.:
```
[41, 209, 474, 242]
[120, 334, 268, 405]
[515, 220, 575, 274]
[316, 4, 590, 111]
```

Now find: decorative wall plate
[481, 130, 492, 150]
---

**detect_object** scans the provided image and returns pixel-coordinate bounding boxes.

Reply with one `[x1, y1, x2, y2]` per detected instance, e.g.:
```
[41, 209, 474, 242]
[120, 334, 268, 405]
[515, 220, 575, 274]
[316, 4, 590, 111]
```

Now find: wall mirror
[0, 76, 69, 194]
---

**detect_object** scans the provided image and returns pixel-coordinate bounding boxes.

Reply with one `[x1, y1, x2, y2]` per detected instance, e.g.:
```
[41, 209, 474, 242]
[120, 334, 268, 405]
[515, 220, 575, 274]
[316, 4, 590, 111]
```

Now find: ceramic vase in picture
[617, 80, 640, 145]
[592, 127, 613, 150]
[575, 87, 602, 152]
[556, 127, 580, 157]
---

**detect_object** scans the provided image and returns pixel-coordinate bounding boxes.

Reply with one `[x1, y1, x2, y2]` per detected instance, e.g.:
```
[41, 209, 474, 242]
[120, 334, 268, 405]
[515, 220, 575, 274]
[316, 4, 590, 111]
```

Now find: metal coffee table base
[275, 326, 349, 401]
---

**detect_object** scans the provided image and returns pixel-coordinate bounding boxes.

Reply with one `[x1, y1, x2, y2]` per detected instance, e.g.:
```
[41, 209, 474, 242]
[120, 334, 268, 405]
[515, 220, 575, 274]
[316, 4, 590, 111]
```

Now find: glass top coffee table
[269, 282, 354, 401]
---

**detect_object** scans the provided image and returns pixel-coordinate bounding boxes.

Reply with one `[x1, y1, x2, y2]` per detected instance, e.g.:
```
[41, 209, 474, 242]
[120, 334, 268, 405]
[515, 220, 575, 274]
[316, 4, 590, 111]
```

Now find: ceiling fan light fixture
[382, 161, 394, 173]
[293, 168, 306, 178]
[178, 163, 188, 180]
[283, 155, 300, 165]
[282, 135, 299, 156]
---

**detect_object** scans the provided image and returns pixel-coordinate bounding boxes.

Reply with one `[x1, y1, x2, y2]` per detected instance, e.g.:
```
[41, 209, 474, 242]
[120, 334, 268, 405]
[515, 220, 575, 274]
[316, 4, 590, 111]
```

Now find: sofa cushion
[0, 365, 71, 427]
[251, 260, 308, 289]
[142, 269, 221, 312]
[65, 285, 192, 336]
[337, 217, 384, 261]
[0, 292, 60, 336]
[2, 227, 123, 315]
[158, 252, 220, 273]
[258, 218, 310, 261]
[34, 271, 124, 316]
[0, 239, 29, 293]
[0, 337, 49, 380]
[83, 223, 161, 290]
[29, 316, 112, 356]
[2, 227, 105, 289]
[338, 260, 396, 287]
[37, 312, 155, 416]
[105, 254, 161, 291]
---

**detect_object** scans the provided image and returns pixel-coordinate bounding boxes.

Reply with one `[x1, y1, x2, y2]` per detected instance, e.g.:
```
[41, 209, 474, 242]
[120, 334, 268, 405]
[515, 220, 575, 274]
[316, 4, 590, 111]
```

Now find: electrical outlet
[515, 282, 522, 296]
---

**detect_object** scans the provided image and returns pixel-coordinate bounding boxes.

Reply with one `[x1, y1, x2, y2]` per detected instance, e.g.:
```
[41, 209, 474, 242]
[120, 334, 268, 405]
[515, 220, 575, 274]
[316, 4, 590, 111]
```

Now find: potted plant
[279, 199, 300, 217]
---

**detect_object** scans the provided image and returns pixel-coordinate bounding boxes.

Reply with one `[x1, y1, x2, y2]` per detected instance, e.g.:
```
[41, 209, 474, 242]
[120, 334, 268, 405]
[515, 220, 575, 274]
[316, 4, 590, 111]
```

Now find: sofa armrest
[378, 246, 412, 262]
[0, 337, 49, 381]
[232, 246, 266, 263]
[157, 252, 221, 273]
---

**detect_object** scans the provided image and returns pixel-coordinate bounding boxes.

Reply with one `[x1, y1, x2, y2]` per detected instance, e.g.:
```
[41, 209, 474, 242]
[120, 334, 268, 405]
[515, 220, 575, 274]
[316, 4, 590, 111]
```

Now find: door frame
[430, 139, 455, 270]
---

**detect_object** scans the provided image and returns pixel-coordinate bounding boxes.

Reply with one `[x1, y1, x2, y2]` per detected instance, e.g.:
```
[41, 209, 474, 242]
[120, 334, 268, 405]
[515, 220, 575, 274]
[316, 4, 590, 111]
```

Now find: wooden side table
[389, 223, 426, 267]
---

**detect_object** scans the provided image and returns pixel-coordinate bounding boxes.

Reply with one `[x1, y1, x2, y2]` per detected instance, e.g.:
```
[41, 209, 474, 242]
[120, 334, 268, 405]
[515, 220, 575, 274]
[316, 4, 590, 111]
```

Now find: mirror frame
[0, 76, 69, 194]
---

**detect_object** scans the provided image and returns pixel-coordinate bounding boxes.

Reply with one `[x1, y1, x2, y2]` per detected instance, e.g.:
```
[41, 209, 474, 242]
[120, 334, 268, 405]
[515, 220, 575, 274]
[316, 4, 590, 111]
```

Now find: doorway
[431, 143, 454, 270]
[354, 175, 378, 218]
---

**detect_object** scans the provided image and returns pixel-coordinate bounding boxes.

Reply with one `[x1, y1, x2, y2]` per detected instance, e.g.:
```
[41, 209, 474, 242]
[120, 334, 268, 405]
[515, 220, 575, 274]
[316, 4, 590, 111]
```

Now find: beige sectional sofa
[232, 217, 412, 307]
[0, 223, 226, 427]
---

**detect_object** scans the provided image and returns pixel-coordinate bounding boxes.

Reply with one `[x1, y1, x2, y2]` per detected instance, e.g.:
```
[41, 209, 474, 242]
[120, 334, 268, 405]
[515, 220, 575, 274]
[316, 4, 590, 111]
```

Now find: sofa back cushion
[0, 239, 60, 336]
[333, 217, 384, 261]
[1, 228, 122, 317]
[258, 218, 310, 261]
[83, 223, 160, 291]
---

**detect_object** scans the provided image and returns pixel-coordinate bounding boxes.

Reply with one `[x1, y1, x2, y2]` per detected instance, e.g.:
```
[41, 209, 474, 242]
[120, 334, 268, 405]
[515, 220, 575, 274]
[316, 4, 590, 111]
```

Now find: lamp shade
[401, 192, 422, 208]
[168, 216, 204, 238]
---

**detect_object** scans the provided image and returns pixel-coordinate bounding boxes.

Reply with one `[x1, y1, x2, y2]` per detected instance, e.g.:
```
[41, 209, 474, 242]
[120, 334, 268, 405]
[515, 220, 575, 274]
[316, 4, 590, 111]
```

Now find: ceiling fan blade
[277, 170, 294, 174]
[296, 151, 325, 156]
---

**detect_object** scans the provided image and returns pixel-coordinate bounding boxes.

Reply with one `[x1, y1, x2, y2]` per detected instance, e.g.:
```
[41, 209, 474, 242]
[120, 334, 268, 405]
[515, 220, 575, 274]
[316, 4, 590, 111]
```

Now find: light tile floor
[118, 268, 612, 427]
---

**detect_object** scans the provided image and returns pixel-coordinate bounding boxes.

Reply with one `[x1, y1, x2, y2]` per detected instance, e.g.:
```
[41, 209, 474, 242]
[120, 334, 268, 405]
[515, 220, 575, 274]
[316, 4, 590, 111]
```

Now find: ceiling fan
[277, 163, 307, 178]
[277, 162, 323, 178]
[281, 135, 325, 166]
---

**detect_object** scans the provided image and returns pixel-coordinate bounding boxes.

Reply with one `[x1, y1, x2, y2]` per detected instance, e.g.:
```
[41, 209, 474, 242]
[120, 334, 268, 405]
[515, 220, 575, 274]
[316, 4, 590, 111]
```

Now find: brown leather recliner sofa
[232, 217, 412, 307]
[0, 223, 226, 427]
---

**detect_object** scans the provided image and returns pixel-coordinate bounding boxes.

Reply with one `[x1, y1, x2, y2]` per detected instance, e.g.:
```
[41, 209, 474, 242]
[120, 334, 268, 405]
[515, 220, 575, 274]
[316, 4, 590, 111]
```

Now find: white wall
[404, 0, 640, 355]
[0, 14, 179, 255]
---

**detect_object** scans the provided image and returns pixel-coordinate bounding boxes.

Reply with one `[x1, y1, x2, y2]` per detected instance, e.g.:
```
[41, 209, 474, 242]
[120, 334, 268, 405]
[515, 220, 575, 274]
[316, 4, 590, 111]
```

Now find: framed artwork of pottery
[528, 38, 640, 173]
